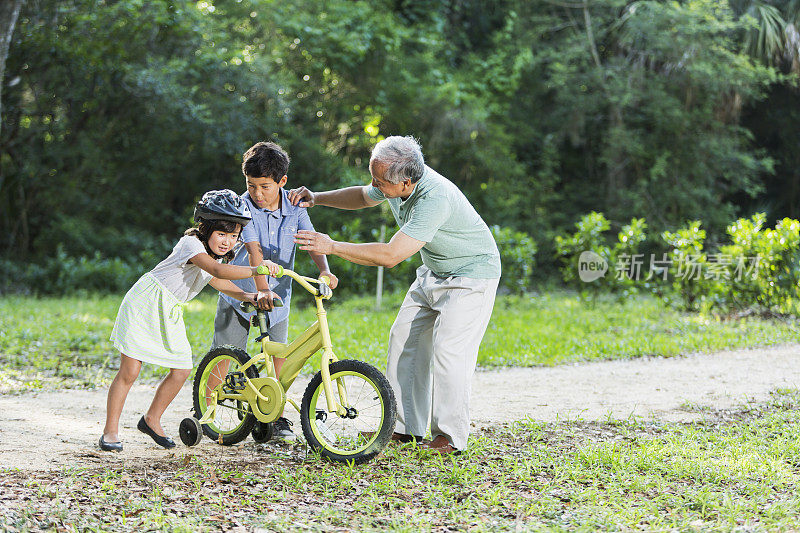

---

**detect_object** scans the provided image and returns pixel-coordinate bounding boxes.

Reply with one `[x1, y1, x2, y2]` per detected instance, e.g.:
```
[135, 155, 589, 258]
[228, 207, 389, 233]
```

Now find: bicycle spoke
[310, 371, 385, 453]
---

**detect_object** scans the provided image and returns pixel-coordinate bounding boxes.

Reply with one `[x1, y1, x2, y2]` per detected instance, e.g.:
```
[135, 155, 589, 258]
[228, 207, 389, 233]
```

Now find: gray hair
[370, 136, 425, 184]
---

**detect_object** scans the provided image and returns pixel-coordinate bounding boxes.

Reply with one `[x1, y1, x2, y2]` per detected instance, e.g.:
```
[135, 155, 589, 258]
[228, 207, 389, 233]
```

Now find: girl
[99, 189, 281, 451]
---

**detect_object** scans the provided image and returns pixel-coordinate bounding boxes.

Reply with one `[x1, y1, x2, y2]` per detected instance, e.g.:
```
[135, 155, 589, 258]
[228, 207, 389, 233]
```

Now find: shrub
[661, 221, 711, 312]
[2, 222, 538, 298]
[0, 246, 148, 296]
[490, 225, 537, 293]
[660, 214, 800, 316]
[720, 214, 800, 315]
[554, 212, 648, 299]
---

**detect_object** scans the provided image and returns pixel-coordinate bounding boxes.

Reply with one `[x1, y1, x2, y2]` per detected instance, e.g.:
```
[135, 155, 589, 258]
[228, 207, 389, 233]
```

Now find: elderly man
[288, 136, 500, 454]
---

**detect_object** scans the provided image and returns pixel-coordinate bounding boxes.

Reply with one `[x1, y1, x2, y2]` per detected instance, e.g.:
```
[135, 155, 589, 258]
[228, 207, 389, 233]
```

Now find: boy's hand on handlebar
[319, 270, 338, 289]
[255, 290, 281, 310]
[295, 230, 334, 254]
[287, 186, 315, 208]
[259, 260, 282, 277]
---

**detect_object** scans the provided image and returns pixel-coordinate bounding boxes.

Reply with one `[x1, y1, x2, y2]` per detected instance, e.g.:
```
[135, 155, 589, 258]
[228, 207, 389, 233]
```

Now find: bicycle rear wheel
[300, 360, 396, 464]
[193, 346, 258, 445]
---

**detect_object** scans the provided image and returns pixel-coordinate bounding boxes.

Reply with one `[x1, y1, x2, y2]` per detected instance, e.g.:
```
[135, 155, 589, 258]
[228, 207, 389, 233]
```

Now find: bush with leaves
[490, 225, 537, 293]
[660, 221, 711, 312]
[660, 215, 800, 316]
[554, 212, 648, 299]
[719, 214, 800, 315]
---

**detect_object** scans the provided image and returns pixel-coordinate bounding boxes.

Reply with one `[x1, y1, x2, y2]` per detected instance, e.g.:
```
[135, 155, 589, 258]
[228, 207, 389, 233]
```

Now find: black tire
[192, 346, 258, 446]
[252, 421, 274, 443]
[300, 360, 396, 464]
[179, 417, 202, 447]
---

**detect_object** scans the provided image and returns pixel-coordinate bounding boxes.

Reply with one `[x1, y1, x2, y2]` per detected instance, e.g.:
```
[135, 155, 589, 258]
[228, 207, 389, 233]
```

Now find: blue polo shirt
[220, 188, 314, 324]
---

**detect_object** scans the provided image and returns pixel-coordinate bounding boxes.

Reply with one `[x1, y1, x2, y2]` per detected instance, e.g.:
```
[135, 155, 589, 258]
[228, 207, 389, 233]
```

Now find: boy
[212, 141, 338, 440]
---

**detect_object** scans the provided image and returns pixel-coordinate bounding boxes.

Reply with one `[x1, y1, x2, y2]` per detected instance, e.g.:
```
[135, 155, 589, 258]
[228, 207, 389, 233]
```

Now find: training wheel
[252, 421, 274, 443]
[179, 417, 202, 446]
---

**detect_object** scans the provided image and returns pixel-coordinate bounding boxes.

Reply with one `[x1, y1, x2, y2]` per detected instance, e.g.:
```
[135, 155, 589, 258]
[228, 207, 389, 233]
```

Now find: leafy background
[2, 0, 800, 299]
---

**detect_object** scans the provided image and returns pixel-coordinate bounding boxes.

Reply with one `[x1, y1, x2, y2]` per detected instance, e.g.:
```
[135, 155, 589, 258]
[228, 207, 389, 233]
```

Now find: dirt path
[2, 344, 799, 471]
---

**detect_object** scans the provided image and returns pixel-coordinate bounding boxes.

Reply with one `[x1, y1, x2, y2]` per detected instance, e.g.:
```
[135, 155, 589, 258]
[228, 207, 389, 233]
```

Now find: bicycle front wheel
[300, 359, 396, 464]
[193, 346, 258, 445]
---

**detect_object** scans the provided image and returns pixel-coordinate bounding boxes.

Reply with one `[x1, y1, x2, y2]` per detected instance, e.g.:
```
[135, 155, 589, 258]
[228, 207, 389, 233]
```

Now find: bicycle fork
[316, 297, 349, 417]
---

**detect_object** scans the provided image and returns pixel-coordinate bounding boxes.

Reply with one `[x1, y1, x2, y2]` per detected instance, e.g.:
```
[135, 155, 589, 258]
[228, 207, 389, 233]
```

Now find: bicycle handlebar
[254, 265, 333, 299]
[256, 264, 284, 277]
[240, 298, 283, 313]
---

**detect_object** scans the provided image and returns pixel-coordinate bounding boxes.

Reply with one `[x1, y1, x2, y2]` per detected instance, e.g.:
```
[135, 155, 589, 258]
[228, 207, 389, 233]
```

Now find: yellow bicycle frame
[201, 268, 349, 424]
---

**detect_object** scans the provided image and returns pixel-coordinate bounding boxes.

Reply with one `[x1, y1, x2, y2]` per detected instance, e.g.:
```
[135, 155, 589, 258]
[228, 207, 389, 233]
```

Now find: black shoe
[274, 417, 296, 441]
[137, 416, 176, 449]
[99, 436, 123, 452]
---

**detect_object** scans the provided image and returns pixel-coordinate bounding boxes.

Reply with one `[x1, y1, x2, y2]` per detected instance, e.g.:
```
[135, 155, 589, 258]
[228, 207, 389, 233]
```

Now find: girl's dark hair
[184, 218, 241, 262]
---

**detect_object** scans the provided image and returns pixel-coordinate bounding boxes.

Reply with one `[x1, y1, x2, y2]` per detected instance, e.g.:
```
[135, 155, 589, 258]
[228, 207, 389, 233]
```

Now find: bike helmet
[194, 189, 252, 227]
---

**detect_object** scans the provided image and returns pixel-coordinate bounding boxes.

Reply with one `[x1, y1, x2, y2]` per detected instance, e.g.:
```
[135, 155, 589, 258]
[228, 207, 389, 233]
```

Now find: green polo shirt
[366, 166, 501, 279]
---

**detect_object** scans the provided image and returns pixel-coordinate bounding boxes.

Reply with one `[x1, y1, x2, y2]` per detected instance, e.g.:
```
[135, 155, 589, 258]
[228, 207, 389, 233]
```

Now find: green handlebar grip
[256, 264, 284, 277]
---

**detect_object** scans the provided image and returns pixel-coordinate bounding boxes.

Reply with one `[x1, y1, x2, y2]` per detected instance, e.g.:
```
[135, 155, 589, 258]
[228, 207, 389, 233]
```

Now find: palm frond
[752, 3, 786, 62]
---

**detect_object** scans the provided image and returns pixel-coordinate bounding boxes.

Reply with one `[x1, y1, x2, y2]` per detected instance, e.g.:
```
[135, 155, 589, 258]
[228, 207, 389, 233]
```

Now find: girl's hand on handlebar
[319, 270, 338, 289]
[258, 260, 282, 277]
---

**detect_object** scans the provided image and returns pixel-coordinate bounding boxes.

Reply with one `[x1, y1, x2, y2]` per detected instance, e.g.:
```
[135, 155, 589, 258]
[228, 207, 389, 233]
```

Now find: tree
[0, 0, 23, 136]
[730, 0, 800, 73]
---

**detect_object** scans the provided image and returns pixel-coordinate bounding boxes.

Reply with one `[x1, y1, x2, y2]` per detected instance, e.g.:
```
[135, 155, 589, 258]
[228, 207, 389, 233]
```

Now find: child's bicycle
[179, 265, 397, 464]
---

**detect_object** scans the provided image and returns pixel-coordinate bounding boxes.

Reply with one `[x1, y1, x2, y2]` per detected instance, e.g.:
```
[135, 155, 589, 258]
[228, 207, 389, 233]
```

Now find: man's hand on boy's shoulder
[288, 186, 315, 208]
[319, 270, 338, 289]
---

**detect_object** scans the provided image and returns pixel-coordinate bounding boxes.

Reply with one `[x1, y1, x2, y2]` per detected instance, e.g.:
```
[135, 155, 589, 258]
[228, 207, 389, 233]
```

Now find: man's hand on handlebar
[287, 186, 315, 208]
[319, 270, 338, 289]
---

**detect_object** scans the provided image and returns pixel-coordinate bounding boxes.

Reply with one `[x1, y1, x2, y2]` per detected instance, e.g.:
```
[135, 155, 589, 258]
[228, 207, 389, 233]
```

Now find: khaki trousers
[387, 265, 499, 449]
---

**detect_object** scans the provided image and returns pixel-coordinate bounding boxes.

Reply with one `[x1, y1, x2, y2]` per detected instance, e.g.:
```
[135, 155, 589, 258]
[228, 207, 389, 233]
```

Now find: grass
[3, 288, 800, 529]
[3, 390, 800, 530]
[1, 289, 799, 391]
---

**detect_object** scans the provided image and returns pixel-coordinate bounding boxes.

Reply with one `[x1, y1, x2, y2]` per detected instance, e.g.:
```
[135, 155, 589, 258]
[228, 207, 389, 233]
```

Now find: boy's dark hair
[242, 141, 290, 181]
[184, 218, 240, 262]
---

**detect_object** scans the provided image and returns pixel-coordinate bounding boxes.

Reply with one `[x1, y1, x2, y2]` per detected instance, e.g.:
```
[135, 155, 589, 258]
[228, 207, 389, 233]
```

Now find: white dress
[109, 235, 216, 369]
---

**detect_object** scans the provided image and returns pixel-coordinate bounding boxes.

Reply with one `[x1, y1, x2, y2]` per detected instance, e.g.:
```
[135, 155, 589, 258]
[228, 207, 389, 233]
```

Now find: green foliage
[660, 214, 800, 316]
[504, 0, 780, 240]
[554, 212, 648, 299]
[550, 209, 800, 317]
[0, 248, 145, 296]
[490, 225, 537, 293]
[1, 0, 792, 287]
[661, 221, 710, 312]
[730, 216, 800, 315]
[742, 85, 800, 224]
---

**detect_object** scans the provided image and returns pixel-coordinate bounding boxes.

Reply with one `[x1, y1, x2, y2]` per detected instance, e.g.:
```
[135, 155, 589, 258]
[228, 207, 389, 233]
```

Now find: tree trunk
[0, 0, 24, 137]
